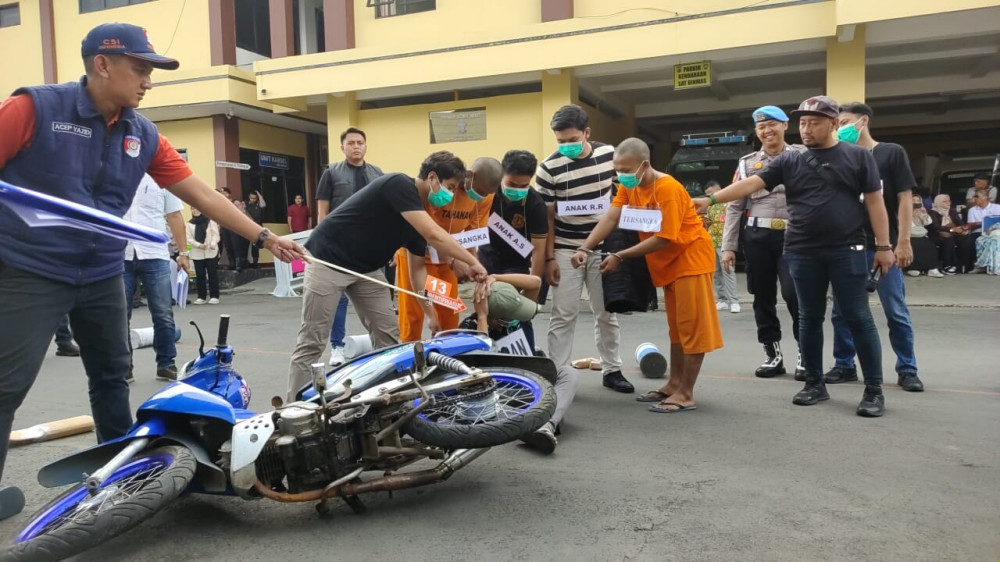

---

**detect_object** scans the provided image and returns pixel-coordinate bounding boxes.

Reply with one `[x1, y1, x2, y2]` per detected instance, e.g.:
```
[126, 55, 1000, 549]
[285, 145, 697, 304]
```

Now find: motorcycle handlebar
[217, 315, 230, 347]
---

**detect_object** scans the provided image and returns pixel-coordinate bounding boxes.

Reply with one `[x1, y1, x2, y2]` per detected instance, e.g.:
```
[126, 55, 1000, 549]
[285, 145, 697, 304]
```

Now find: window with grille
[368, 0, 435, 19]
[0, 3, 20, 28]
[79, 0, 155, 14]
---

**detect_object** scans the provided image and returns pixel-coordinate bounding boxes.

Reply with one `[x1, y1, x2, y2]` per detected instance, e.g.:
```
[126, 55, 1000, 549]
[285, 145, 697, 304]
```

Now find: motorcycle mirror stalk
[189, 320, 206, 357]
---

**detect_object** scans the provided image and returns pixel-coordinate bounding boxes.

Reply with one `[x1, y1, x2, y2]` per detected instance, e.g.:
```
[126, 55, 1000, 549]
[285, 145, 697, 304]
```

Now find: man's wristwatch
[253, 228, 271, 249]
[178, 251, 189, 257]
[875, 244, 892, 252]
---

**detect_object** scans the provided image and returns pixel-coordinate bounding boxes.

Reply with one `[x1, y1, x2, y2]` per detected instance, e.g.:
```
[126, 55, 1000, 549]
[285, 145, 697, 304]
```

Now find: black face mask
[913, 203, 922, 209]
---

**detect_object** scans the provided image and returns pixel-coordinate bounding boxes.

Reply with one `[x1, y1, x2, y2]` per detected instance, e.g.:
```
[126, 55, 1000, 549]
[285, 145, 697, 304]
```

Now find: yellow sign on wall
[674, 61, 712, 90]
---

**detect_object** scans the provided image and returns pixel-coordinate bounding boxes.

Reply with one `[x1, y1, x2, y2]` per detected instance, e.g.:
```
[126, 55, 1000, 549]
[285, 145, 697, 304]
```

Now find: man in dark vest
[0, 22, 304, 519]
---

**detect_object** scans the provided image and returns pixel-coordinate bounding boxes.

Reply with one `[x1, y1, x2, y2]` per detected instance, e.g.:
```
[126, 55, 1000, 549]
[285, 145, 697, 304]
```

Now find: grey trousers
[714, 248, 738, 304]
[287, 263, 399, 399]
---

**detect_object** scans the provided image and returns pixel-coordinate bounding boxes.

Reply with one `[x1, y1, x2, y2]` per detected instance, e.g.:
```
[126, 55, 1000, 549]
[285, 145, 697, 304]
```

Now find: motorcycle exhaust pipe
[254, 448, 490, 503]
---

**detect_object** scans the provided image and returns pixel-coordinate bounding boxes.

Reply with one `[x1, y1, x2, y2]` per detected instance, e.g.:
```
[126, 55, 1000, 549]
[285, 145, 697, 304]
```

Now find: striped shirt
[534, 141, 616, 250]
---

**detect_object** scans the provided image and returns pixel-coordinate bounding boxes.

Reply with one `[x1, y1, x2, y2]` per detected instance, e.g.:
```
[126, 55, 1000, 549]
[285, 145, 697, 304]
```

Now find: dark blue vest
[0, 78, 160, 285]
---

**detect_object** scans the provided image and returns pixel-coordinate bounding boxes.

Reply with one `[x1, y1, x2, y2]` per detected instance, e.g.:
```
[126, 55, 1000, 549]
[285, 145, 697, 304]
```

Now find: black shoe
[521, 424, 557, 454]
[794, 351, 806, 381]
[55, 342, 80, 357]
[897, 372, 924, 392]
[793, 380, 830, 405]
[0, 485, 25, 521]
[125, 366, 135, 384]
[857, 385, 885, 417]
[755, 342, 785, 378]
[533, 349, 547, 358]
[602, 370, 635, 394]
[156, 365, 178, 382]
[824, 366, 858, 384]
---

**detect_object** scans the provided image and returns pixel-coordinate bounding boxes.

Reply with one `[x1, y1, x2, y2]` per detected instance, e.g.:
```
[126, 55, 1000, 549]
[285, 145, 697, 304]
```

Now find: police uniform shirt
[721, 145, 796, 252]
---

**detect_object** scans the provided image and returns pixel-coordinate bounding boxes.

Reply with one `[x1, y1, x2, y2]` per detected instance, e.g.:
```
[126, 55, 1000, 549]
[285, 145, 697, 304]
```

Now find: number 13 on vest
[424, 275, 467, 312]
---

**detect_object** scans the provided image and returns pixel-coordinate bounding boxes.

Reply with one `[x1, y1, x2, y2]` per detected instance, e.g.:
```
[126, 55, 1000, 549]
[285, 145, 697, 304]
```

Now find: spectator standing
[287, 194, 311, 233]
[0, 22, 303, 519]
[315, 128, 384, 365]
[704, 181, 740, 313]
[826, 102, 922, 392]
[187, 208, 221, 305]
[906, 194, 944, 277]
[695, 96, 894, 418]
[245, 190, 265, 268]
[535, 104, 632, 396]
[574, 138, 722, 415]
[722, 106, 802, 379]
[927, 194, 974, 274]
[477, 150, 549, 352]
[122, 174, 191, 383]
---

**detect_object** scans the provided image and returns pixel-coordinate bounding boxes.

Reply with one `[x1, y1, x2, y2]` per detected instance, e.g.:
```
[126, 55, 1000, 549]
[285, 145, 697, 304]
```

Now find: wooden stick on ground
[10, 415, 95, 447]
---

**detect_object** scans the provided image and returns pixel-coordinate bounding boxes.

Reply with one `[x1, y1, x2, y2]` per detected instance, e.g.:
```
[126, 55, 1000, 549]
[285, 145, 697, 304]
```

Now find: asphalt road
[2, 282, 998, 562]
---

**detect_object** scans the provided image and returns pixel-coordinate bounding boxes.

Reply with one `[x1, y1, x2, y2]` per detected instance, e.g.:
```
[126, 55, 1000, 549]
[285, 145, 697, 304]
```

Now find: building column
[326, 92, 359, 162]
[324, 0, 356, 52]
[209, 0, 237, 66]
[213, 115, 242, 197]
[541, 0, 573, 22]
[39, 0, 58, 83]
[540, 69, 578, 152]
[826, 24, 866, 104]
[269, 0, 296, 58]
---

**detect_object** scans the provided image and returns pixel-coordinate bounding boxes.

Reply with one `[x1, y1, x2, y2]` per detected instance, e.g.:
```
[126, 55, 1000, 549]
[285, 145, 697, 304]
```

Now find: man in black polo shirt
[695, 96, 895, 417]
[287, 151, 488, 398]
[826, 102, 923, 392]
[478, 150, 548, 351]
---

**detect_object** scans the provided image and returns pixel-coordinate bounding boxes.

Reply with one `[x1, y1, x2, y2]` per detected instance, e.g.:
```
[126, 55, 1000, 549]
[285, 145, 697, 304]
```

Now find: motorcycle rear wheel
[404, 368, 556, 449]
[3, 445, 196, 562]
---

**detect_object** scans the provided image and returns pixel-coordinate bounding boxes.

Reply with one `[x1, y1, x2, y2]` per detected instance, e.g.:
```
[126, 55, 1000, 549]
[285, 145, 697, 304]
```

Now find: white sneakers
[717, 301, 741, 313]
[193, 298, 206, 305]
[329, 346, 346, 366]
[906, 270, 921, 277]
[927, 269, 944, 278]
[208, 298, 220, 305]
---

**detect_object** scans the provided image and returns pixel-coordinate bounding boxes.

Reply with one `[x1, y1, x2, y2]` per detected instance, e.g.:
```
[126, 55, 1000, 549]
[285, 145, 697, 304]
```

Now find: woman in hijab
[186, 208, 222, 304]
[905, 194, 943, 277]
[927, 194, 974, 274]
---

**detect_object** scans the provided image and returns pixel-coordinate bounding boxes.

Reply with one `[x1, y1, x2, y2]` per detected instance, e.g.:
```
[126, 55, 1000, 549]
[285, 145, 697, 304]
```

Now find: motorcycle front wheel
[404, 368, 556, 449]
[3, 445, 196, 562]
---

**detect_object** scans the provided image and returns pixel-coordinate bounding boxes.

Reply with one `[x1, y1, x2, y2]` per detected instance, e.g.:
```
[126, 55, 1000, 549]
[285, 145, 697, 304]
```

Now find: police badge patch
[123, 136, 141, 158]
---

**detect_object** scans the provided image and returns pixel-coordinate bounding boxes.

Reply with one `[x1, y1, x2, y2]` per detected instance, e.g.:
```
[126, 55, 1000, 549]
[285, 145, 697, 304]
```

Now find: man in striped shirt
[527, 105, 631, 453]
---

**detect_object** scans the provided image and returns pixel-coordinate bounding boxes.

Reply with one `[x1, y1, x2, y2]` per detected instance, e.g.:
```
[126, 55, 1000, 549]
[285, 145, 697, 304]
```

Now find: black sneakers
[824, 366, 859, 384]
[857, 385, 885, 417]
[793, 380, 830, 405]
[156, 365, 178, 382]
[55, 342, 80, 357]
[897, 372, 924, 392]
[755, 342, 786, 378]
[602, 370, 635, 394]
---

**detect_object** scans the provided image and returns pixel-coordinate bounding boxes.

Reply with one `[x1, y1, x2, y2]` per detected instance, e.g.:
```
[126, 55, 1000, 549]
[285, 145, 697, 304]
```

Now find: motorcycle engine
[255, 401, 365, 494]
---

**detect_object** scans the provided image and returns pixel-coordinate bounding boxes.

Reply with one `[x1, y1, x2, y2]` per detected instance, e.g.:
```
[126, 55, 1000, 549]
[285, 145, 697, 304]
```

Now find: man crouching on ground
[570, 138, 723, 413]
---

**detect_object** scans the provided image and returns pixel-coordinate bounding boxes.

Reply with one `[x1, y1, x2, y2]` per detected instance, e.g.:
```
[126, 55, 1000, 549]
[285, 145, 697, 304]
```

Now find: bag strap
[794, 145, 836, 186]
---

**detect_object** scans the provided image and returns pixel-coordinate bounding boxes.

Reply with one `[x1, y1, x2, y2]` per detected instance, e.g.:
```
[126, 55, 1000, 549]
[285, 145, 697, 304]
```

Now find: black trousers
[0, 263, 133, 482]
[742, 226, 799, 344]
[194, 258, 220, 299]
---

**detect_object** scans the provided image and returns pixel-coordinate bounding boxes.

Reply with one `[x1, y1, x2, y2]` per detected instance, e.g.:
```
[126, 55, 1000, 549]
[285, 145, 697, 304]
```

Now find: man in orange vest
[396, 157, 499, 340]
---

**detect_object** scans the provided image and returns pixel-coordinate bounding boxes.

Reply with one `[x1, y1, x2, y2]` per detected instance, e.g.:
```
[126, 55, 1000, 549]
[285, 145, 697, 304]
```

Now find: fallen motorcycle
[3, 315, 556, 561]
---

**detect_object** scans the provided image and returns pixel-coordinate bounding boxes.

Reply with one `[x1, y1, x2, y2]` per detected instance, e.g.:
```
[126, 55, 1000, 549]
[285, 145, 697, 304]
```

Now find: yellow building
[3, 0, 999, 212]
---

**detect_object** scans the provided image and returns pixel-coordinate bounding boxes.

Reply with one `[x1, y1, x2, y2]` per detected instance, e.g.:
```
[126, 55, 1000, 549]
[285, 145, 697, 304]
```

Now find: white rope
[304, 255, 430, 302]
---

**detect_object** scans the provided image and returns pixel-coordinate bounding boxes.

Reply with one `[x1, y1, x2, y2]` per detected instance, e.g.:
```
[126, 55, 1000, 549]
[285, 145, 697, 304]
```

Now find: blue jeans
[124, 259, 177, 369]
[831, 251, 916, 375]
[785, 247, 883, 385]
[329, 295, 349, 348]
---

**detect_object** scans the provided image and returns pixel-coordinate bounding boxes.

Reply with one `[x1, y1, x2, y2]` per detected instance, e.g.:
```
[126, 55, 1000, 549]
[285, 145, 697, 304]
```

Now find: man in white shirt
[123, 174, 190, 382]
[964, 173, 997, 203]
[967, 189, 1000, 272]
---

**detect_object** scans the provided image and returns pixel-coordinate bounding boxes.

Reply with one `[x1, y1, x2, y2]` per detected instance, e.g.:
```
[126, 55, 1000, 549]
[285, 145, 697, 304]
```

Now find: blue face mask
[837, 120, 863, 144]
[502, 185, 529, 202]
[428, 179, 454, 208]
[466, 186, 485, 203]
[558, 142, 584, 159]
[617, 162, 646, 189]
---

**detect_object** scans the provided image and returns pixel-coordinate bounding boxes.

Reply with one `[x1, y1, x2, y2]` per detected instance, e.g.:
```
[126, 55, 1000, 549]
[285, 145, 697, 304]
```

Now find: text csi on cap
[81, 23, 179, 70]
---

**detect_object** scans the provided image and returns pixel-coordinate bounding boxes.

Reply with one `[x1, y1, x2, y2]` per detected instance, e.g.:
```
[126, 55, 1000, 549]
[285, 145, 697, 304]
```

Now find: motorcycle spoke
[422, 380, 537, 425]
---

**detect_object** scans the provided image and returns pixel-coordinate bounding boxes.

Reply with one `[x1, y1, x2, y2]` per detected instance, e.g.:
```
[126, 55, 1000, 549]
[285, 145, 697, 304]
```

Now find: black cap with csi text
[81, 23, 179, 70]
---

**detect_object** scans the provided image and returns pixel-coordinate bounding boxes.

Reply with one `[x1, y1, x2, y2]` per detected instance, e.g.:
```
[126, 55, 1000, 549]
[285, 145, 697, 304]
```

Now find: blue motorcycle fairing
[37, 417, 168, 488]
[299, 333, 491, 401]
[179, 346, 251, 410]
[137, 382, 241, 425]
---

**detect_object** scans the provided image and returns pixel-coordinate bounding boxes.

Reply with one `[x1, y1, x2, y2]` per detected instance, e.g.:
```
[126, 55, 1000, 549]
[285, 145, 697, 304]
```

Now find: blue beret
[752, 105, 788, 123]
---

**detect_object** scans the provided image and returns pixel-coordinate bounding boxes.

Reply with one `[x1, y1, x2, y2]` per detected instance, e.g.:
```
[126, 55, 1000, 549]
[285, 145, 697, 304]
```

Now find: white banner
[557, 198, 609, 217]
[487, 213, 532, 257]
